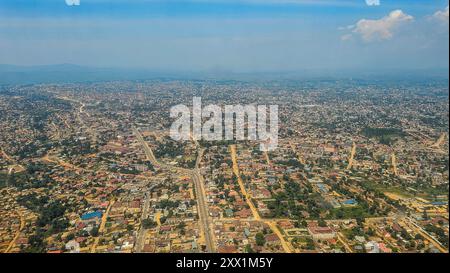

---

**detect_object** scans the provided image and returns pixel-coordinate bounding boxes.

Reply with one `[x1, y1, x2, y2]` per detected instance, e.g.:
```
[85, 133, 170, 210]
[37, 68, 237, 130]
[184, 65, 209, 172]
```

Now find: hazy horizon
[1, 62, 448, 85]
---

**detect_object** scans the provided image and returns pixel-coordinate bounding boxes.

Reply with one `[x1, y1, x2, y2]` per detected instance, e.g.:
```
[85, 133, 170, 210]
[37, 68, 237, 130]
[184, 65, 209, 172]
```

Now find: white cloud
[365, 0, 380, 6]
[340, 33, 353, 41]
[433, 5, 449, 22]
[65, 0, 80, 6]
[342, 10, 414, 42]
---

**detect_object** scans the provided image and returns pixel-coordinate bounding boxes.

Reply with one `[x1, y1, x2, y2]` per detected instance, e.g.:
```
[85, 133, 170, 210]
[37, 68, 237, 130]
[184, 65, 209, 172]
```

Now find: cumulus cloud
[365, 0, 380, 6]
[65, 0, 80, 6]
[340, 33, 353, 41]
[342, 10, 414, 42]
[433, 5, 449, 22]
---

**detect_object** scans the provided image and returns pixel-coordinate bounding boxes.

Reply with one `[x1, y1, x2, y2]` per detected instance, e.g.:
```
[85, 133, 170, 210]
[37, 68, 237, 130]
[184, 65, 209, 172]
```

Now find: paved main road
[132, 127, 215, 252]
[191, 166, 215, 252]
[135, 184, 159, 253]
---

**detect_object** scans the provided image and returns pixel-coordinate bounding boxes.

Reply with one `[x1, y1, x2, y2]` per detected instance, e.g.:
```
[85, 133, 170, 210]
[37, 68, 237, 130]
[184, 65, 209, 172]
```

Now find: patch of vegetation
[142, 219, 157, 229]
[0, 173, 7, 188]
[267, 181, 326, 219]
[17, 193, 68, 232]
[17, 193, 69, 251]
[255, 232, 266, 246]
[424, 224, 449, 248]
[362, 127, 405, 145]
[5, 162, 56, 190]
[327, 206, 372, 220]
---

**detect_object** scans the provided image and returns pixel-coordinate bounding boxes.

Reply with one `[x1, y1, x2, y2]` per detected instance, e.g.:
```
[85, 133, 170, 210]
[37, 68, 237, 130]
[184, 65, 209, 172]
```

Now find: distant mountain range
[0, 64, 448, 85]
[0, 64, 178, 85]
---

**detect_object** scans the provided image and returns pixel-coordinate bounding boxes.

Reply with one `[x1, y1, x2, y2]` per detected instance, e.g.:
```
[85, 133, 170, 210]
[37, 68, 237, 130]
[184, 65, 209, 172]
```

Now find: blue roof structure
[431, 201, 447, 206]
[343, 199, 357, 205]
[81, 211, 103, 220]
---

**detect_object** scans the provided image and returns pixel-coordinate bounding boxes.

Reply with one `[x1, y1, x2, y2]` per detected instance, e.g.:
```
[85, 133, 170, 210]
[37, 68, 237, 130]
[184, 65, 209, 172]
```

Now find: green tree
[90, 227, 99, 237]
[245, 244, 255, 253]
[255, 232, 266, 246]
[142, 219, 157, 229]
[318, 218, 327, 227]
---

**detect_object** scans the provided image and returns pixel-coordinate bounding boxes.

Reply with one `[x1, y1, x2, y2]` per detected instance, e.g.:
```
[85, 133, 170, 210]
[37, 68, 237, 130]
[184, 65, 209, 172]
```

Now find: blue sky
[0, 0, 448, 72]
